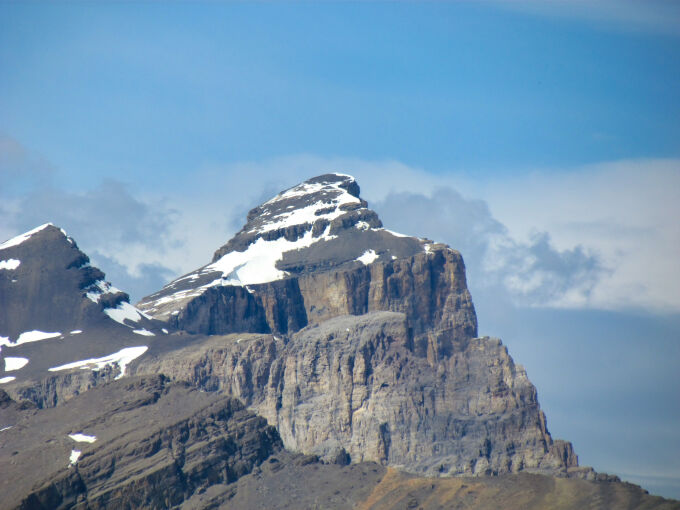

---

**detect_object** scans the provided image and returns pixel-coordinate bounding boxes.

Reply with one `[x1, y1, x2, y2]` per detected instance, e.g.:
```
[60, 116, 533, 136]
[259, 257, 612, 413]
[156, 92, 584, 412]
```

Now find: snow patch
[208, 227, 334, 286]
[69, 433, 97, 443]
[0, 376, 16, 384]
[132, 329, 155, 336]
[0, 223, 52, 250]
[104, 301, 150, 326]
[161, 328, 169, 334]
[256, 199, 350, 235]
[0, 259, 20, 270]
[48, 346, 148, 380]
[86, 280, 124, 304]
[264, 176, 357, 206]
[257, 175, 360, 234]
[0, 426, 12, 432]
[0, 330, 61, 348]
[70, 330, 82, 335]
[69, 450, 81, 466]
[357, 249, 379, 265]
[4, 357, 29, 372]
[381, 228, 409, 238]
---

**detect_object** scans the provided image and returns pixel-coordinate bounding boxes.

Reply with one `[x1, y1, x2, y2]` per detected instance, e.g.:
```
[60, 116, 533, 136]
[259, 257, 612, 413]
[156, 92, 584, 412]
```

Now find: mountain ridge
[1, 174, 677, 509]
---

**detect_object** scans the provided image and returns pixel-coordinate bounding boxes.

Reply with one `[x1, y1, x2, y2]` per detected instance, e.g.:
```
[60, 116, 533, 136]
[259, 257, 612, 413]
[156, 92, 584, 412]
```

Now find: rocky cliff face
[134, 312, 577, 477]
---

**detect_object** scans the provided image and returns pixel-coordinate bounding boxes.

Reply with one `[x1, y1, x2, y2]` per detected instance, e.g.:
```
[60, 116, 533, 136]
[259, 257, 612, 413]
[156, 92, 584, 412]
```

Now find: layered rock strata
[134, 312, 578, 477]
[0, 376, 281, 510]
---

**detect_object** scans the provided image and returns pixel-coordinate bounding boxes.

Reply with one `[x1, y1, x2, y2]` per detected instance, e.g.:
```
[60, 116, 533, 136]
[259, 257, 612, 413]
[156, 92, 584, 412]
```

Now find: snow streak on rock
[356, 249, 378, 265]
[132, 329, 155, 336]
[0, 330, 61, 348]
[103, 301, 149, 326]
[48, 346, 149, 380]
[69, 433, 97, 443]
[0, 223, 52, 250]
[69, 450, 81, 467]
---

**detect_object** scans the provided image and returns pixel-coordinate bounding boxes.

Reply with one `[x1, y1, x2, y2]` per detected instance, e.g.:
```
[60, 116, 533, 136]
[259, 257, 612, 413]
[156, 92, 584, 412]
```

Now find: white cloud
[479, 159, 680, 312]
[1, 140, 677, 312]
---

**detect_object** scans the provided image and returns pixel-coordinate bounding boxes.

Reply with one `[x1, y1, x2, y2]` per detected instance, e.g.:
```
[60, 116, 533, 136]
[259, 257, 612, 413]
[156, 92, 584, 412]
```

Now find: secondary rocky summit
[0, 224, 166, 390]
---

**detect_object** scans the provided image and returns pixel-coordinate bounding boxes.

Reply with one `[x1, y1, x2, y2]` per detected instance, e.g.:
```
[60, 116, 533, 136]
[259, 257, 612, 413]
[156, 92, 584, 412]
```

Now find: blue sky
[1, 1, 679, 499]
[2, 1, 679, 182]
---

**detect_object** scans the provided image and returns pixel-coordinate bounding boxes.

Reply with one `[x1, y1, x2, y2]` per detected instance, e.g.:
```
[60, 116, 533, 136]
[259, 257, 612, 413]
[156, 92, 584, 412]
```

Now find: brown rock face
[140, 244, 478, 353]
[297, 246, 477, 354]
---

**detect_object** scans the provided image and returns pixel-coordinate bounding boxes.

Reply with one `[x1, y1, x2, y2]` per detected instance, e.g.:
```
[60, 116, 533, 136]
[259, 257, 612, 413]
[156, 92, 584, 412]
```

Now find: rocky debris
[136, 175, 477, 349]
[0, 375, 281, 510]
[134, 312, 577, 477]
[180, 451, 387, 510]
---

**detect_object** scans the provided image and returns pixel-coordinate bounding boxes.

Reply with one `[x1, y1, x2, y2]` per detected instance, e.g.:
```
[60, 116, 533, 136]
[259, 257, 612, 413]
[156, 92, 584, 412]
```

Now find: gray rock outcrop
[134, 312, 577, 477]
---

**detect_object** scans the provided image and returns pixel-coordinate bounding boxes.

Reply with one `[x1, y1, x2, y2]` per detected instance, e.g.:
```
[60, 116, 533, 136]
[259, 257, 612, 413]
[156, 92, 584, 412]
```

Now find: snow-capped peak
[0, 223, 74, 252]
[0, 223, 53, 251]
[264, 173, 358, 206]
[137, 174, 431, 321]
[245, 173, 363, 236]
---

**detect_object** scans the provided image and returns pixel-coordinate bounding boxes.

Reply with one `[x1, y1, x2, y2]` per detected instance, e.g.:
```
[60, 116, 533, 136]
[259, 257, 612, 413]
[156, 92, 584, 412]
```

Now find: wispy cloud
[0, 133, 55, 195]
[0, 136, 180, 300]
[494, 0, 680, 36]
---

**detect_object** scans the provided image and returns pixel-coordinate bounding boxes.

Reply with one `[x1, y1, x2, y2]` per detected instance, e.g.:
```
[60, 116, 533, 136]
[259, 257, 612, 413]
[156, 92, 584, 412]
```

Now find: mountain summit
[133, 174, 577, 477]
[138, 173, 477, 348]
